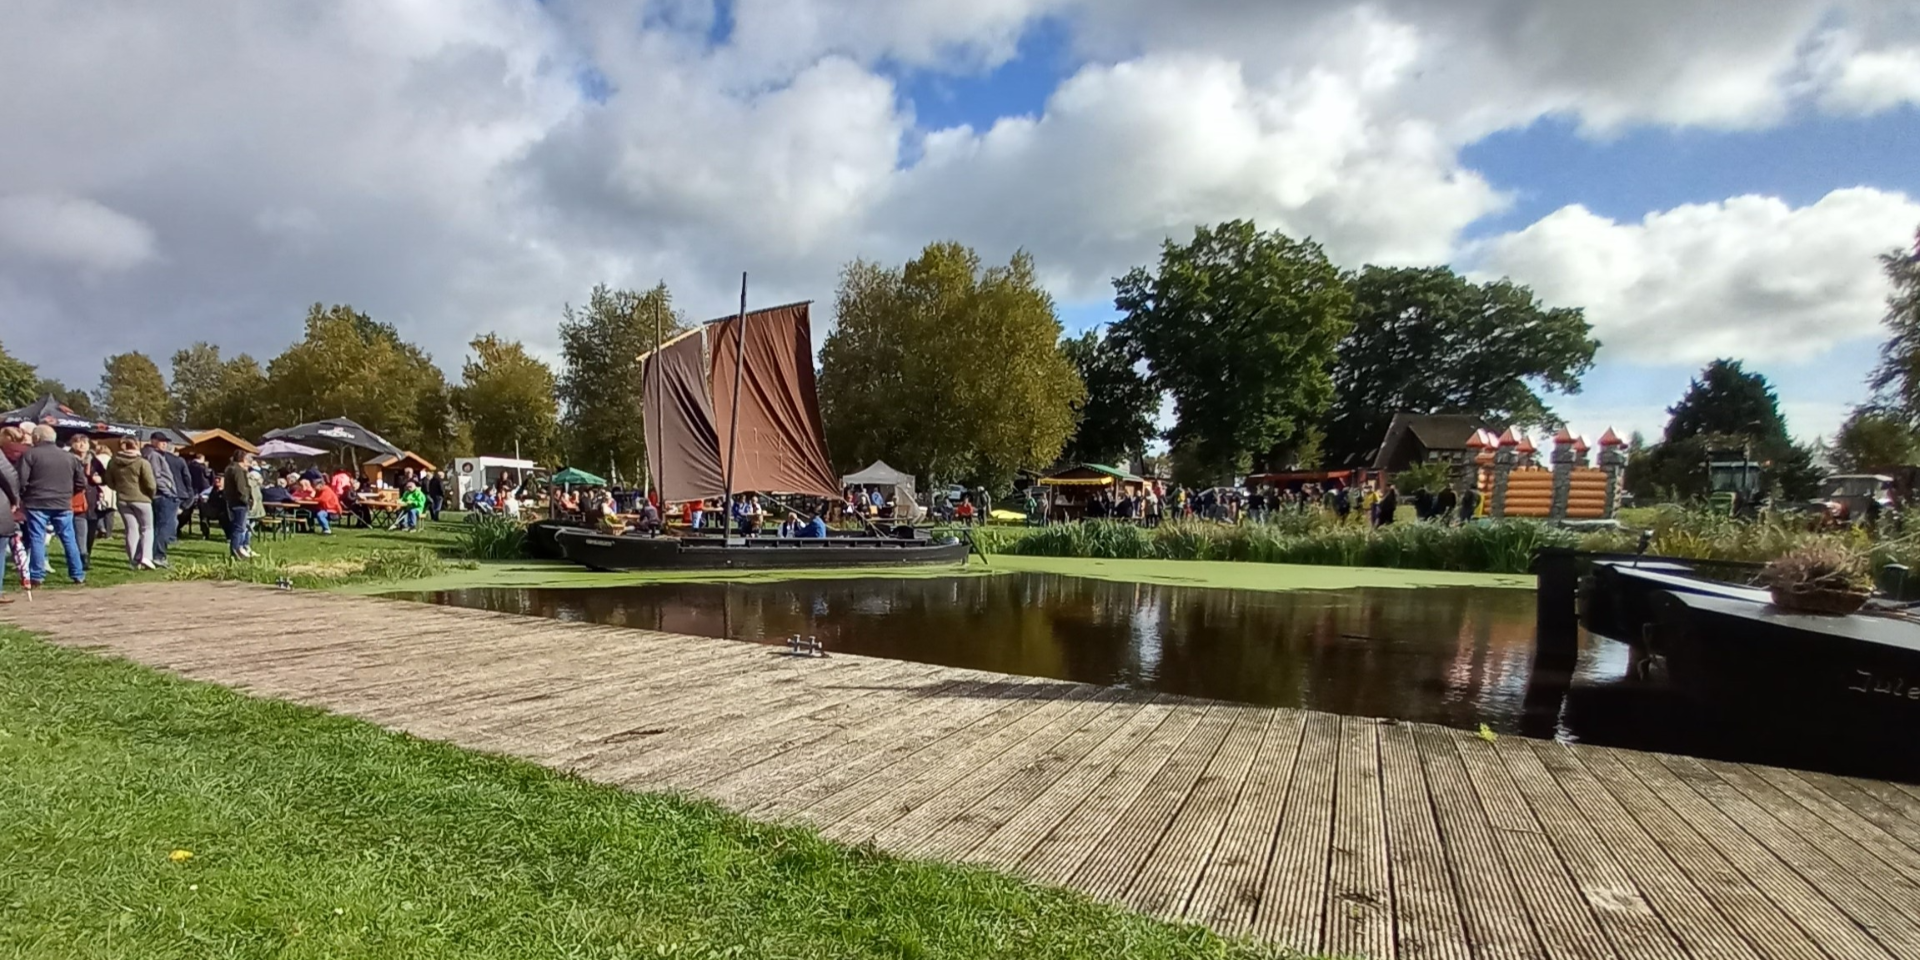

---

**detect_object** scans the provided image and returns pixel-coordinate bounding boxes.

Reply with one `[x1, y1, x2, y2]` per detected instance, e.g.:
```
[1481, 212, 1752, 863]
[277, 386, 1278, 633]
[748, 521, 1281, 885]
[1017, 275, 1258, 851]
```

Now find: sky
[2, 0, 1918, 446]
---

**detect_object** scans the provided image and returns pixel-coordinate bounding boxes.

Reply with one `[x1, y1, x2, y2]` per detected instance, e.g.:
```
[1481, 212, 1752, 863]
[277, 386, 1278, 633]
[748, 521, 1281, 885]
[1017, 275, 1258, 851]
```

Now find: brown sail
[708, 302, 841, 499]
[643, 328, 727, 504]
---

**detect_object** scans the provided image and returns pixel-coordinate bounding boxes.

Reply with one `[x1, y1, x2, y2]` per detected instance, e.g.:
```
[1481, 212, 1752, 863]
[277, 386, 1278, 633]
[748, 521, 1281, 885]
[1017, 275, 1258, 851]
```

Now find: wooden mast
[722, 272, 748, 538]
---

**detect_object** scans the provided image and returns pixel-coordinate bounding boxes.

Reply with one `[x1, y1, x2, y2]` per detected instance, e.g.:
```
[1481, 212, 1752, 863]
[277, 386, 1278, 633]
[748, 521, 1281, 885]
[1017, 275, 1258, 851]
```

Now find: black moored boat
[555, 528, 969, 571]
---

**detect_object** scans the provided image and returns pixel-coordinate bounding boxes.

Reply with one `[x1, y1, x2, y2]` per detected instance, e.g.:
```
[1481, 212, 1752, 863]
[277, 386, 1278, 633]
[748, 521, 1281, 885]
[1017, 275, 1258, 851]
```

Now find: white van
[452, 457, 546, 508]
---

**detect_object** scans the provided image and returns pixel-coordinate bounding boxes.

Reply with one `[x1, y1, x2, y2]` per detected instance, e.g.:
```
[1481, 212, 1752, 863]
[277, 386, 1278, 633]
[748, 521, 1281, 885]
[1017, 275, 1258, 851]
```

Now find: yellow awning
[1039, 476, 1115, 487]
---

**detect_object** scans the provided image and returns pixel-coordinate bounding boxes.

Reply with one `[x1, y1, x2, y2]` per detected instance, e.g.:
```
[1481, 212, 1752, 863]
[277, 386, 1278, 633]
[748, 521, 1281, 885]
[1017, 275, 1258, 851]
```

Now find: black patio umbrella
[260, 417, 404, 460]
[0, 395, 139, 439]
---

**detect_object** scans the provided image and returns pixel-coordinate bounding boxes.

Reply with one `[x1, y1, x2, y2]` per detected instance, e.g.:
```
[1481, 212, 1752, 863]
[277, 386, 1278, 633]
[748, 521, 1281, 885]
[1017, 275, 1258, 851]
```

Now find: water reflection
[394, 574, 1574, 734]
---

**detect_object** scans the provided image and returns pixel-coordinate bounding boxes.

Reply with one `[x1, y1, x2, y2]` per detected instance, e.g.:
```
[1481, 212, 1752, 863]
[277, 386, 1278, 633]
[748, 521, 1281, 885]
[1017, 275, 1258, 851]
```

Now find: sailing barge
[554, 290, 966, 571]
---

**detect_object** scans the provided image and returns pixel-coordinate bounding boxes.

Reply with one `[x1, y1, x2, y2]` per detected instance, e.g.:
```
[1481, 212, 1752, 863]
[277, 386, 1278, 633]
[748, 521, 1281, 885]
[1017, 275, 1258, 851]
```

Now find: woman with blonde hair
[104, 437, 157, 569]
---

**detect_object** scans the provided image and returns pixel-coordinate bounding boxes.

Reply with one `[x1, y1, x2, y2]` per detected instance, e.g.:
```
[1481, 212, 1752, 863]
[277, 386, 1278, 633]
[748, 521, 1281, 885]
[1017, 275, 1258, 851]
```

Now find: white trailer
[452, 457, 545, 507]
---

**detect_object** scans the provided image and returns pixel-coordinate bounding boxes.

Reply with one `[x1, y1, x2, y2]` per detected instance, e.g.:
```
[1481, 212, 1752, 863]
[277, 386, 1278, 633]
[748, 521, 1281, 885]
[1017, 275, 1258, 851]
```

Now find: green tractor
[1705, 444, 1763, 517]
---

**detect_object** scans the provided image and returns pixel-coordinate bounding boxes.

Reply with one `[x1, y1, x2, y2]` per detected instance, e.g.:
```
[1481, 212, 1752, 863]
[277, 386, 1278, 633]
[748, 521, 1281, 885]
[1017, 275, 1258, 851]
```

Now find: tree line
[24, 218, 1910, 497]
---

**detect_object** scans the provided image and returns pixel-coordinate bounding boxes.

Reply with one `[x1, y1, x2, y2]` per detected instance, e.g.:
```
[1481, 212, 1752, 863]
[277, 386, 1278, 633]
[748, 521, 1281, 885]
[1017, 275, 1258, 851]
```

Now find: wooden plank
[896, 691, 1147, 860]
[1068, 702, 1239, 905]
[1651, 754, 1920, 954]
[582, 658, 944, 786]
[1377, 722, 1471, 960]
[1527, 742, 1767, 960]
[1571, 748, 1828, 960]
[962, 698, 1183, 869]
[1729, 764, 1920, 888]
[772, 679, 1073, 825]
[1605, 750, 1894, 960]
[1791, 771, 1920, 860]
[1411, 725, 1544, 960]
[732, 676, 1049, 817]
[868, 689, 1129, 855]
[817, 682, 1107, 843]
[1122, 705, 1268, 918]
[1324, 716, 1393, 960]
[1183, 710, 1305, 937]
[1492, 738, 1683, 960]
[695, 675, 1006, 806]
[1253, 710, 1340, 956]
[1014, 703, 1211, 887]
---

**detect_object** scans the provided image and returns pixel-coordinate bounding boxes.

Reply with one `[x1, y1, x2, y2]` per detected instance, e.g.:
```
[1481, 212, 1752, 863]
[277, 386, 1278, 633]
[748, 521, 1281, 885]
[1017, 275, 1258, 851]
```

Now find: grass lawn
[0, 626, 1275, 960]
[8, 519, 467, 595]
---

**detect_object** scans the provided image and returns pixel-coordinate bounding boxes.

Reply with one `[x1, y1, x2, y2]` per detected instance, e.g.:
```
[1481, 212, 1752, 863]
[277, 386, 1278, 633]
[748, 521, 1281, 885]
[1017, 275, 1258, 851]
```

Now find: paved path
[11, 582, 1920, 959]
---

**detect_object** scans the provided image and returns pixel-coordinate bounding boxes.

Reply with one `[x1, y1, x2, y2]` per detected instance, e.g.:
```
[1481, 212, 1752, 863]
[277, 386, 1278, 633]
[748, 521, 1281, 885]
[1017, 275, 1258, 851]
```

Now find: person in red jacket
[311, 480, 342, 535]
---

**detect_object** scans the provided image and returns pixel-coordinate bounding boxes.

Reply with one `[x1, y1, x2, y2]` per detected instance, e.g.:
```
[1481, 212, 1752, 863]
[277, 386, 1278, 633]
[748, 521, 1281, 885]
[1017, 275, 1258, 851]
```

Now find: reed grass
[450, 513, 529, 560]
[973, 506, 1920, 576]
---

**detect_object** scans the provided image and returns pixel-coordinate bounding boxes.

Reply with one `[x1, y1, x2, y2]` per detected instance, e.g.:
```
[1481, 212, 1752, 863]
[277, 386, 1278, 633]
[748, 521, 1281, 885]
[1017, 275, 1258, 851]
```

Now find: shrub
[453, 514, 529, 561]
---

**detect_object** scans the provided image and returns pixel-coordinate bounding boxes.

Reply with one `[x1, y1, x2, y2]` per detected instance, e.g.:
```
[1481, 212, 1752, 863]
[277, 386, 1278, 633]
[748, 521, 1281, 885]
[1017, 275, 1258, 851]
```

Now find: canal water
[394, 573, 1591, 736]
[392, 573, 1919, 779]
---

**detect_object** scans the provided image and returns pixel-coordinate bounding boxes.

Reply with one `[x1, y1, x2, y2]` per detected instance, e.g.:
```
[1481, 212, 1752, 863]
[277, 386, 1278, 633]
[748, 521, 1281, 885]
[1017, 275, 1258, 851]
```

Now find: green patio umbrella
[550, 466, 608, 487]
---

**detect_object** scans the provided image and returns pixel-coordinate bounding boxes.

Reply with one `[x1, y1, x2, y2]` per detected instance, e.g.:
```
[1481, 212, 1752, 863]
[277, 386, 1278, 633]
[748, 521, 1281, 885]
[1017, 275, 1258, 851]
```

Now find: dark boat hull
[1581, 559, 1771, 644]
[1646, 589, 1920, 729]
[524, 519, 581, 560]
[553, 529, 971, 571]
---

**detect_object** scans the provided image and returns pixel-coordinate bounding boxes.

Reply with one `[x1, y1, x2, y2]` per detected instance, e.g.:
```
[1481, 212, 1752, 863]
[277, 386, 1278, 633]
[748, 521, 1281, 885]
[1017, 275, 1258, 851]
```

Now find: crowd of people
[0, 423, 465, 598]
[1031, 477, 1489, 529]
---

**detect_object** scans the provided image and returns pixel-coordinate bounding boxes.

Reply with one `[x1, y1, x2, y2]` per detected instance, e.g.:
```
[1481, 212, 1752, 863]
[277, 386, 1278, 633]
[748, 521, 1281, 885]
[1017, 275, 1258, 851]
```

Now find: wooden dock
[11, 582, 1920, 960]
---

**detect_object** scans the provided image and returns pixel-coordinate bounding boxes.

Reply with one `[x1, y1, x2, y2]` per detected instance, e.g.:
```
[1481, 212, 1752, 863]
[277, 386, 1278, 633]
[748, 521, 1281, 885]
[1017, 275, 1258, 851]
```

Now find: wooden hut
[361, 451, 437, 483]
[184, 428, 257, 466]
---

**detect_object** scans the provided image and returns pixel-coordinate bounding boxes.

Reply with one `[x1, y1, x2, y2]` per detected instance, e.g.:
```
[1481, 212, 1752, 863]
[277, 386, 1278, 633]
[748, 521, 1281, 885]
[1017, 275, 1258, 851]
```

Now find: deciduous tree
[1321, 266, 1598, 466]
[819, 243, 1085, 490]
[1111, 221, 1350, 483]
[1060, 329, 1158, 467]
[1628, 360, 1819, 501]
[32, 379, 92, 417]
[0, 340, 37, 409]
[263, 304, 455, 461]
[94, 351, 170, 424]
[454, 334, 560, 462]
[1831, 406, 1919, 472]
[557, 284, 683, 480]
[1869, 228, 1920, 419]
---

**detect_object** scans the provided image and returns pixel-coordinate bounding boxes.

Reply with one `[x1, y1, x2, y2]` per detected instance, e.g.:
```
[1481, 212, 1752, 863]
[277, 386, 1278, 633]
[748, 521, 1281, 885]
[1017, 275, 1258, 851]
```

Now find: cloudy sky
[3, 0, 1917, 443]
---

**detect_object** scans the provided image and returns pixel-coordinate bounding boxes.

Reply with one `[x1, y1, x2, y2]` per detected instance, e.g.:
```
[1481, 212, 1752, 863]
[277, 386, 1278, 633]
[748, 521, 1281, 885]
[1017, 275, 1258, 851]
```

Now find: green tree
[169, 342, 229, 426]
[31, 379, 92, 417]
[557, 284, 683, 480]
[1321, 266, 1598, 466]
[0, 339, 37, 408]
[1628, 360, 1819, 501]
[1869, 228, 1920, 418]
[1111, 220, 1351, 483]
[264, 304, 455, 461]
[205, 354, 271, 440]
[454, 334, 560, 462]
[1831, 406, 1920, 471]
[1060, 328, 1158, 466]
[819, 243, 1085, 490]
[95, 351, 171, 424]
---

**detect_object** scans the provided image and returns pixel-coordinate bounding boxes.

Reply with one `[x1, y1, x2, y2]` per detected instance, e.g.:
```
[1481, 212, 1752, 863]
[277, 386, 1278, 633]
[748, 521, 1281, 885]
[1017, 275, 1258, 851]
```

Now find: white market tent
[839, 460, 923, 519]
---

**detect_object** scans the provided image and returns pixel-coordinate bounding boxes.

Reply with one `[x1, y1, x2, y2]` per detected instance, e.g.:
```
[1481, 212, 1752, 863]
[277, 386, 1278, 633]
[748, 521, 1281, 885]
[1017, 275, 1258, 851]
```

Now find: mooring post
[1533, 547, 1579, 668]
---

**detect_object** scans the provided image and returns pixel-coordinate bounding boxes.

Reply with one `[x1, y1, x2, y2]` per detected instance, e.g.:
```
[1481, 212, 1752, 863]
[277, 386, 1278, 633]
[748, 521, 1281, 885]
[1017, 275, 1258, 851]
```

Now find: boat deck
[11, 582, 1920, 960]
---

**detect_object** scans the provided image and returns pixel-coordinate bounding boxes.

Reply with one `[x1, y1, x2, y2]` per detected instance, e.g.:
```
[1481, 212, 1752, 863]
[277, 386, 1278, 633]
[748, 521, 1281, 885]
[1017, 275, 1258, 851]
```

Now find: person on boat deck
[800, 513, 828, 539]
[776, 514, 798, 538]
[955, 497, 976, 526]
[636, 500, 661, 535]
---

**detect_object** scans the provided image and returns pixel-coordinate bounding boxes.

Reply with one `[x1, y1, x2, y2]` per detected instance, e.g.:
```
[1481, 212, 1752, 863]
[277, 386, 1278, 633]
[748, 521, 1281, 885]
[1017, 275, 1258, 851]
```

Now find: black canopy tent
[260, 417, 404, 461]
[1, 395, 139, 440]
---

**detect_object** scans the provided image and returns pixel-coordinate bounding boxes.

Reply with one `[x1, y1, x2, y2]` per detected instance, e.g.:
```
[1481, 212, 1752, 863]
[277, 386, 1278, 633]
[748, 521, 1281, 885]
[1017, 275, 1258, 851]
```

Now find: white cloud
[0, 194, 157, 272]
[1474, 188, 1920, 364]
[0, 0, 1914, 405]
